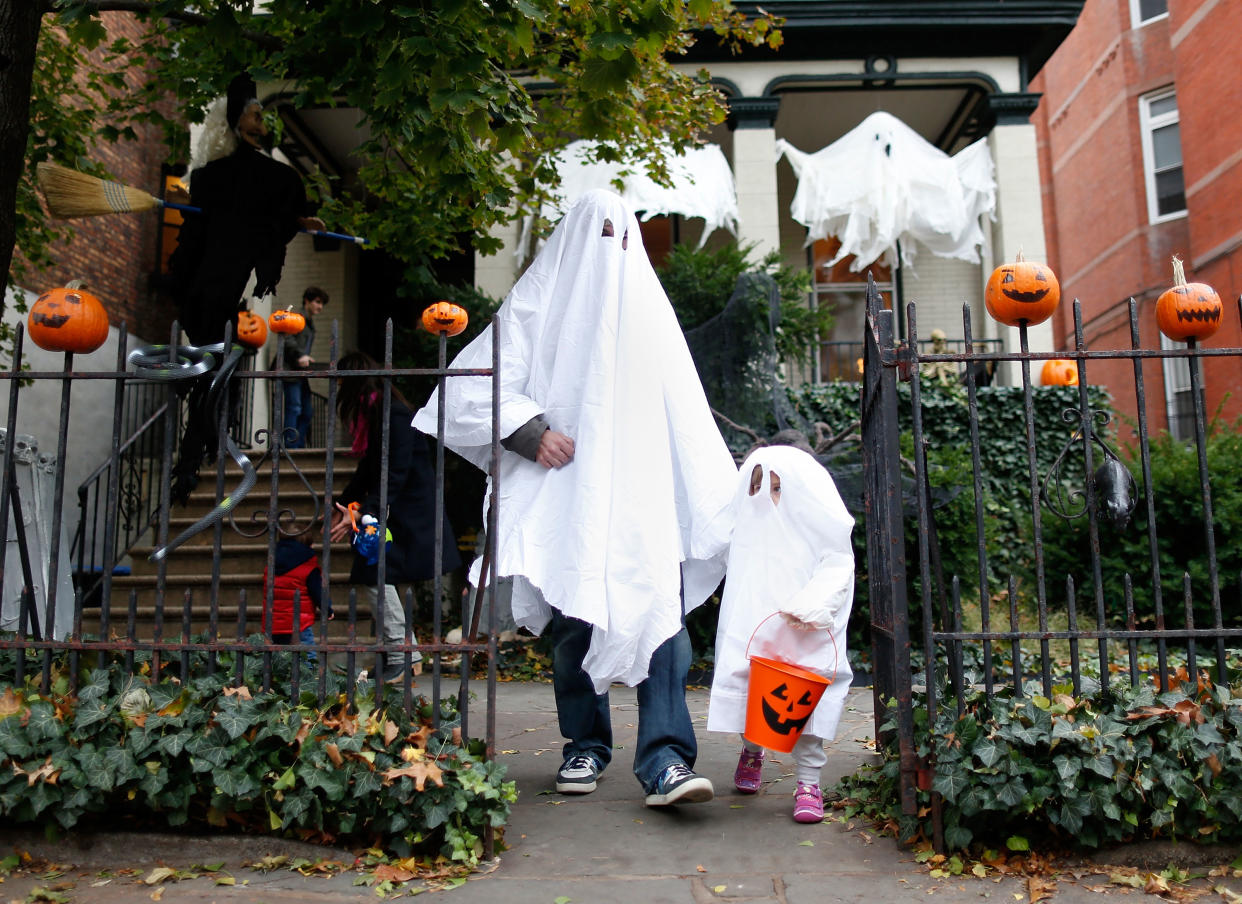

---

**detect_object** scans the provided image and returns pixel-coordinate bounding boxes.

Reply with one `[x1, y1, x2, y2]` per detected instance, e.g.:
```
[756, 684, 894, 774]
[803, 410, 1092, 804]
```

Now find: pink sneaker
[793, 782, 824, 823]
[733, 747, 764, 793]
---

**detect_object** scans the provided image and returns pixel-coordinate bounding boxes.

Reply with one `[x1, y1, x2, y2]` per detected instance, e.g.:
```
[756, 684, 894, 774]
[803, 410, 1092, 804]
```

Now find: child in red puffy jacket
[263, 538, 330, 662]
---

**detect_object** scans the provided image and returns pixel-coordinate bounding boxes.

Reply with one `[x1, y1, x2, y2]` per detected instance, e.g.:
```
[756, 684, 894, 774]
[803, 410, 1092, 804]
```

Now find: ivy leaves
[0, 663, 514, 866]
[869, 678, 1242, 853]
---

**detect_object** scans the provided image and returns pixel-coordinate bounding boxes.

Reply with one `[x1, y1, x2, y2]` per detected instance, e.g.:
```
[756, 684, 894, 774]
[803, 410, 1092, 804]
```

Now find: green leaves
[0, 662, 513, 867]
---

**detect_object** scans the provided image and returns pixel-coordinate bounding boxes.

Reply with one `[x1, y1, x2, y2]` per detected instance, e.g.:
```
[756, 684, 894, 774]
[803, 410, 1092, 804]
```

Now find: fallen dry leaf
[1028, 876, 1056, 903]
[143, 867, 176, 886]
[372, 864, 416, 883]
[380, 760, 444, 791]
[383, 719, 400, 746]
[324, 743, 344, 768]
[222, 685, 252, 699]
[149, 887, 164, 901]
[696, 865, 706, 873]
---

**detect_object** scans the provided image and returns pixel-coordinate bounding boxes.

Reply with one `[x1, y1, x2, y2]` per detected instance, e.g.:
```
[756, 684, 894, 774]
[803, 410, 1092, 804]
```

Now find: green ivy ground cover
[0, 653, 515, 868]
[839, 669, 1242, 854]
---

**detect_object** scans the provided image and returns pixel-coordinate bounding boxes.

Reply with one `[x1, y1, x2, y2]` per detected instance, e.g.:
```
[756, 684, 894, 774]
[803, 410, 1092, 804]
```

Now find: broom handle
[158, 200, 367, 245]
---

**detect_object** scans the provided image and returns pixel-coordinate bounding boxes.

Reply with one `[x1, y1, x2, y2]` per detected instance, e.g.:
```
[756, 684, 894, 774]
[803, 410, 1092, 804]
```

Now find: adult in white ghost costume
[707, 446, 855, 822]
[412, 189, 737, 805]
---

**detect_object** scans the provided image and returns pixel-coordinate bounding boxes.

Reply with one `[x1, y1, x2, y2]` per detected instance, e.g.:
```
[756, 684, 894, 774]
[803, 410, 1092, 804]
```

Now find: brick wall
[1031, 0, 1242, 431]
[21, 13, 180, 346]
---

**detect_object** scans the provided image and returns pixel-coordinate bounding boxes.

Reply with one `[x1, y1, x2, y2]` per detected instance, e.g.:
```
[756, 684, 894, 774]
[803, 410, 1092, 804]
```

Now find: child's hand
[780, 612, 814, 631]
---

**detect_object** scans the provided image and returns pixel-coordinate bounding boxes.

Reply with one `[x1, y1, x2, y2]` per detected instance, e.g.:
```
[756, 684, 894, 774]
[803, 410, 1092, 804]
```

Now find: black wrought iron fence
[860, 274, 1242, 839]
[3, 318, 500, 752]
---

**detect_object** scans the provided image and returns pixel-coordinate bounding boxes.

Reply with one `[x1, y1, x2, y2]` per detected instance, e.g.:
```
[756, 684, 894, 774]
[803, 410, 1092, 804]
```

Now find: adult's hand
[329, 502, 354, 543]
[297, 354, 313, 368]
[536, 430, 575, 469]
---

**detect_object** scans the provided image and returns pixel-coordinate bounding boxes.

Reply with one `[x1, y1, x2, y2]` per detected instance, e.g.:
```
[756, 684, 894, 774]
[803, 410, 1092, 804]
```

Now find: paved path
[1, 681, 1240, 902]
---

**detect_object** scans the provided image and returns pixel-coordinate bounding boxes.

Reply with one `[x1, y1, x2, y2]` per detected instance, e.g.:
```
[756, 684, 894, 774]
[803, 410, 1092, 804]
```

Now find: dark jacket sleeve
[502, 414, 549, 462]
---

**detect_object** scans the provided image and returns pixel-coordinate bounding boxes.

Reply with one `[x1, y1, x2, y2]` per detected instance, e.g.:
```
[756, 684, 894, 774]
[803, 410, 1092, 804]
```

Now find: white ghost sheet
[413, 189, 738, 693]
[707, 446, 856, 741]
[521, 140, 739, 255]
[776, 111, 996, 272]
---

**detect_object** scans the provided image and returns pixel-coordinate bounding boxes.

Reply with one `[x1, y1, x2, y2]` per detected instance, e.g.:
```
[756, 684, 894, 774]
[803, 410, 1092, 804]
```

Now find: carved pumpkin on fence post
[985, 251, 1061, 328]
[268, 308, 305, 335]
[235, 309, 268, 349]
[421, 301, 468, 337]
[1156, 256, 1222, 343]
[27, 280, 109, 354]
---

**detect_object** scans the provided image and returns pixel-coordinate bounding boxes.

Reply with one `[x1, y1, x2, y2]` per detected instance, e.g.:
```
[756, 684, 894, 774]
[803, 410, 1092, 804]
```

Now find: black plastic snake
[126, 342, 257, 562]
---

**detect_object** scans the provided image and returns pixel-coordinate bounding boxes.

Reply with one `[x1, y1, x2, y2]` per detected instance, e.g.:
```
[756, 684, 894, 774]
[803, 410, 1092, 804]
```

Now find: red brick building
[1032, 0, 1242, 439]
[22, 12, 178, 345]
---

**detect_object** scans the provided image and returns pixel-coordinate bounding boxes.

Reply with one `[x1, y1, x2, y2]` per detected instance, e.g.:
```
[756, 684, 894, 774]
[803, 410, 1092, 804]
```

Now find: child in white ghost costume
[708, 445, 855, 823]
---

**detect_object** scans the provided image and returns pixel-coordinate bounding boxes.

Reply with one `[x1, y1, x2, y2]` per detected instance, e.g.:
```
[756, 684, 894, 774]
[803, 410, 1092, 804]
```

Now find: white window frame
[1130, 0, 1169, 27]
[1160, 333, 1196, 441]
[1138, 87, 1187, 224]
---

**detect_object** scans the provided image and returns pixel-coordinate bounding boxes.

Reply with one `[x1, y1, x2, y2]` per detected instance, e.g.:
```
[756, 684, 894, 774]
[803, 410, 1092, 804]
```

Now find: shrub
[0, 659, 515, 866]
[1039, 416, 1242, 629]
[839, 670, 1242, 853]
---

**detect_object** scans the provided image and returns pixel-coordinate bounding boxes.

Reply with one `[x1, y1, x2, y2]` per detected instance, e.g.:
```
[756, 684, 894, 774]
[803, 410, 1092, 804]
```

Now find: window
[810, 236, 894, 382]
[1139, 89, 1186, 223]
[1131, 0, 1168, 26]
[1160, 333, 1199, 441]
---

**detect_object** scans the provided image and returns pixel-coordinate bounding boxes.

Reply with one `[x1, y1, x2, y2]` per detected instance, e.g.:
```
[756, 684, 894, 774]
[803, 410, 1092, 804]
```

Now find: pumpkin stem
[1015, 247, 1025, 263]
[65, 279, 87, 290]
[1171, 255, 1187, 287]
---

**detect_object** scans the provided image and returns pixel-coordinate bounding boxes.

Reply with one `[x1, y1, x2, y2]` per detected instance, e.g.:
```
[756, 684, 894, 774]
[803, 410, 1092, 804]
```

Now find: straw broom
[35, 161, 368, 244]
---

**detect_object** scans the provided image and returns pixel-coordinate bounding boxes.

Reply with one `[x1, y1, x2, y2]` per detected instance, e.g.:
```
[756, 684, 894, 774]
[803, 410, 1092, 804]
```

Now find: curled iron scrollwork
[228, 426, 321, 539]
[1040, 407, 1137, 528]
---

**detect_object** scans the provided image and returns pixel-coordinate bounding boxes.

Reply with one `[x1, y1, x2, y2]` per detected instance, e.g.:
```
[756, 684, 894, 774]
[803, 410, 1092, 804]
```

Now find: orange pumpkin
[421, 301, 468, 337]
[235, 309, 268, 349]
[1041, 358, 1079, 387]
[27, 281, 109, 354]
[1156, 256, 1222, 343]
[268, 308, 306, 334]
[985, 251, 1061, 327]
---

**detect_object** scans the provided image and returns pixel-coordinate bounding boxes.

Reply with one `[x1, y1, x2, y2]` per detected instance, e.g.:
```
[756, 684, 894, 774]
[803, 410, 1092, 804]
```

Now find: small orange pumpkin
[1156, 256, 1222, 343]
[27, 280, 109, 354]
[985, 251, 1061, 328]
[1041, 358, 1079, 387]
[421, 301, 468, 337]
[268, 308, 306, 334]
[235, 309, 268, 349]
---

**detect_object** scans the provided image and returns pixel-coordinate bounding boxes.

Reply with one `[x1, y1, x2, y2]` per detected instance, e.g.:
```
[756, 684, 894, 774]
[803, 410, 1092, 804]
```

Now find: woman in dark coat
[329, 352, 461, 682]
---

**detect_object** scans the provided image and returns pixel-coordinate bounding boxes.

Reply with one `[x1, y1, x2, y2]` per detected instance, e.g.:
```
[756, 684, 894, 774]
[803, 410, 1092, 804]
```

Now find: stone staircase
[86, 447, 375, 640]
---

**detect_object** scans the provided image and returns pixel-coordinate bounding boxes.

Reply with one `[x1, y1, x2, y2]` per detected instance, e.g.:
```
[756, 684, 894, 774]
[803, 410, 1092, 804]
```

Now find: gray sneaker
[644, 763, 714, 807]
[556, 755, 601, 794]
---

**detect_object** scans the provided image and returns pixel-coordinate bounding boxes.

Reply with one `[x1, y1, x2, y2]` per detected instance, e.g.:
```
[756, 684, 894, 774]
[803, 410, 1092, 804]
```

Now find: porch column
[728, 96, 782, 261]
[474, 215, 523, 301]
[987, 93, 1054, 381]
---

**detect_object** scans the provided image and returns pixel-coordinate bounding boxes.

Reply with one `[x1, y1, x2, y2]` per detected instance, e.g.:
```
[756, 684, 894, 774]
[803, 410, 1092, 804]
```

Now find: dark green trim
[727, 96, 782, 130]
[763, 70, 1002, 97]
[688, 1, 1084, 80]
[987, 92, 1043, 126]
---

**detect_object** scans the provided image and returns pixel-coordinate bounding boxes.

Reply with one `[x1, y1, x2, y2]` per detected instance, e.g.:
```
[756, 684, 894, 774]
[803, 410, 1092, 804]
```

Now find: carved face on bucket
[761, 681, 816, 735]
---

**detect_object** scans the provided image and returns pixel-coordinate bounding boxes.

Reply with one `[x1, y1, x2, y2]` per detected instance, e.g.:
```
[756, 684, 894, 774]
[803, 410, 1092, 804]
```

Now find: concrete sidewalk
[1, 681, 1239, 902]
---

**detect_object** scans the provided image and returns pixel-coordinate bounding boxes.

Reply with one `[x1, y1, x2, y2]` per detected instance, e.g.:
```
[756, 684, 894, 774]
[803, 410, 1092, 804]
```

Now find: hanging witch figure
[167, 73, 324, 503]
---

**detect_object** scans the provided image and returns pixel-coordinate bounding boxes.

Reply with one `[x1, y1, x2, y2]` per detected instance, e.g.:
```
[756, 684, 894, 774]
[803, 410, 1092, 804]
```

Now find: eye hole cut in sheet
[748, 464, 782, 506]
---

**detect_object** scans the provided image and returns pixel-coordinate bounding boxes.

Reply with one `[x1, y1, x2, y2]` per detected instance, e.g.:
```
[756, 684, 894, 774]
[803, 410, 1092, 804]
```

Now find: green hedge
[0, 660, 514, 865]
[840, 674, 1242, 852]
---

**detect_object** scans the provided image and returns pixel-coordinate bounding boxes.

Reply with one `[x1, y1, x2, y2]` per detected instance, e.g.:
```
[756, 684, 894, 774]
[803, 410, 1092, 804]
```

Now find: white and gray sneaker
[644, 763, 714, 807]
[556, 755, 601, 794]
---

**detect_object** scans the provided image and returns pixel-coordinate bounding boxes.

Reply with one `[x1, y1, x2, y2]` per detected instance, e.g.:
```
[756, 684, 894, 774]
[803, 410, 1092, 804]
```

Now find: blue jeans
[281, 379, 312, 449]
[549, 606, 697, 794]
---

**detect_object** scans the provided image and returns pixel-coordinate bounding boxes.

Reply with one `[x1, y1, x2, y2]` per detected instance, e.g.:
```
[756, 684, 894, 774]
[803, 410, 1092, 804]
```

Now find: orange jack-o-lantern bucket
[744, 656, 832, 753]
[740, 610, 839, 750]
